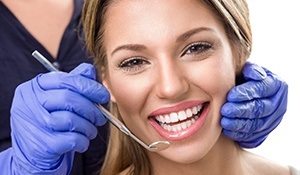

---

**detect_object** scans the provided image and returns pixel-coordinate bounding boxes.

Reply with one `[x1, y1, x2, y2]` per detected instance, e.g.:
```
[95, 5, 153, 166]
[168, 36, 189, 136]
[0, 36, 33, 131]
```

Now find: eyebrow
[111, 27, 215, 56]
[176, 27, 216, 42]
[111, 44, 146, 56]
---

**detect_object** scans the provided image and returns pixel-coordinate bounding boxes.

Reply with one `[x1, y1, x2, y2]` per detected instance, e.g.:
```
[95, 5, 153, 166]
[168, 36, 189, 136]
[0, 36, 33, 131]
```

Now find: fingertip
[226, 89, 240, 101]
[220, 117, 239, 131]
[72, 136, 90, 153]
[222, 130, 248, 142]
[95, 115, 108, 126]
[70, 63, 96, 80]
[237, 142, 253, 148]
[88, 128, 98, 140]
[226, 84, 254, 101]
[243, 62, 266, 81]
[221, 129, 236, 140]
[98, 86, 111, 104]
[221, 102, 236, 116]
[237, 138, 265, 148]
[220, 117, 231, 128]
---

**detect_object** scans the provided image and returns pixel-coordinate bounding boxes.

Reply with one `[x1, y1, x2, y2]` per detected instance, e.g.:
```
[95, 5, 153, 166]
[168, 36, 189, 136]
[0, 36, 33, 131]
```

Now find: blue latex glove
[0, 63, 110, 174]
[221, 62, 288, 148]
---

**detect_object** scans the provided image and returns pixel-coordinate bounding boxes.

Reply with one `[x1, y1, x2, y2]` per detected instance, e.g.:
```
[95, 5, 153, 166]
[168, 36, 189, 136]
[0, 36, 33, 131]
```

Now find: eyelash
[117, 42, 213, 71]
[118, 57, 149, 71]
[181, 42, 212, 57]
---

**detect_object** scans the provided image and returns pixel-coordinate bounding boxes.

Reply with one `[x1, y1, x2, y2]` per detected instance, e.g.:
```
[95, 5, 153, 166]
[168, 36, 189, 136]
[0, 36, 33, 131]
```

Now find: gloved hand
[9, 63, 110, 174]
[221, 62, 288, 148]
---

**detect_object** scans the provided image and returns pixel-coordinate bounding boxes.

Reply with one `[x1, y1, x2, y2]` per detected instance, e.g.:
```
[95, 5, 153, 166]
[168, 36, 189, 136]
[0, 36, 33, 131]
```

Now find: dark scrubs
[0, 1, 107, 174]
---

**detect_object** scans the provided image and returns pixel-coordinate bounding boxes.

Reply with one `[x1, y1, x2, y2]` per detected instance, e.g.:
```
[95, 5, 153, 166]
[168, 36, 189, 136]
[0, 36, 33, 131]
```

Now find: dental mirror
[98, 105, 170, 152]
[32, 50, 170, 152]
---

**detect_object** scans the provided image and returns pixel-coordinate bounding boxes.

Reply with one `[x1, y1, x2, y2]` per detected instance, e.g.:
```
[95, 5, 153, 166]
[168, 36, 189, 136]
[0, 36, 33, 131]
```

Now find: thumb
[70, 63, 96, 80]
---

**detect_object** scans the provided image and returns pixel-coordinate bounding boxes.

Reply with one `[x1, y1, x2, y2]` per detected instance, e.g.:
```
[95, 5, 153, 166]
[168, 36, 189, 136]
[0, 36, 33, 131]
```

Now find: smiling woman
[81, 0, 296, 175]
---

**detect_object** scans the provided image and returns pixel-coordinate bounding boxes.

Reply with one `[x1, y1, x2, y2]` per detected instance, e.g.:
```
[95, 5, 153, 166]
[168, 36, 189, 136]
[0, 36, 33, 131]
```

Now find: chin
[160, 127, 222, 165]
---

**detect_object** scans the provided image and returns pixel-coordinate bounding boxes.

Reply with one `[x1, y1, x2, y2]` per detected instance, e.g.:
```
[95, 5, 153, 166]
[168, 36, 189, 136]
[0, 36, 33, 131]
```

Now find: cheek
[212, 62, 236, 96]
[187, 55, 236, 144]
[189, 55, 236, 102]
[107, 72, 150, 120]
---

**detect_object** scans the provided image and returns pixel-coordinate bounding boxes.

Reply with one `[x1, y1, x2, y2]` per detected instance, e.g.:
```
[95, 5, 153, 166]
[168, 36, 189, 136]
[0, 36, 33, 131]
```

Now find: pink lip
[149, 101, 209, 141]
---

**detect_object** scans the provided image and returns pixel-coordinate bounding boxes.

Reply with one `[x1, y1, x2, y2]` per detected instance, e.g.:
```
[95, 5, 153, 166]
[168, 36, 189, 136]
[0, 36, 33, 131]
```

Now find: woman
[82, 0, 296, 174]
[0, 0, 290, 174]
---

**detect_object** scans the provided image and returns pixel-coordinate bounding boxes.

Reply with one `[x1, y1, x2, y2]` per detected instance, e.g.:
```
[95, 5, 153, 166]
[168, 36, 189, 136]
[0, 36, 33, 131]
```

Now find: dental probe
[31, 50, 170, 152]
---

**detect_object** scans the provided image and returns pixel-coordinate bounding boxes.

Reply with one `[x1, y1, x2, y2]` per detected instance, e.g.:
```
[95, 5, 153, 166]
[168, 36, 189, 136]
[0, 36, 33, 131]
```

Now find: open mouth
[153, 102, 208, 132]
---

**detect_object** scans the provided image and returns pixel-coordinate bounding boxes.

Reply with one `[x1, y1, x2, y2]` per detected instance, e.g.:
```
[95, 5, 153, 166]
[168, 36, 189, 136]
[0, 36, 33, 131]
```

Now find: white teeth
[178, 110, 187, 121]
[161, 116, 197, 132]
[170, 112, 179, 122]
[197, 105, 202, 112]
[181, 122, 187, 129]
[154, 104, 204, 132]
[187, 120, 192, 127]
[155, 104, 203, 124]
[192, 106, 198, 114]
[159, 115, 165, 123]
[186, 108, 193, 118]
[165, 115, 171, 123]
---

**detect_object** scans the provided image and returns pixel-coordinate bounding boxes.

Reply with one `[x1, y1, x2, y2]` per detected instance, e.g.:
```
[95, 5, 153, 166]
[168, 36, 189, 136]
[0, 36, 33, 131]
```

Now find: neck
[1, 0, 74, 58]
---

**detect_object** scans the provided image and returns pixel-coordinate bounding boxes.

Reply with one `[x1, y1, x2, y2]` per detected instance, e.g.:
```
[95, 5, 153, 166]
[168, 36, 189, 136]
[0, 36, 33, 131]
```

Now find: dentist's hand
[10, 63, 110, 174]
[221, 62, 288, 148]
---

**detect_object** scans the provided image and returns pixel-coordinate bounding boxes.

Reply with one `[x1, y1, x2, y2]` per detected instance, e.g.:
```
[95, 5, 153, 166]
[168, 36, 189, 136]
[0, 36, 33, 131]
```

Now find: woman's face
[102, 0, 236, 163]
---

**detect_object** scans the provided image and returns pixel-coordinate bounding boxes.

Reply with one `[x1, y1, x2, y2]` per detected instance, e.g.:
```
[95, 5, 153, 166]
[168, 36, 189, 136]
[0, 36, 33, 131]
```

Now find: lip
[149, 101, 209, 141]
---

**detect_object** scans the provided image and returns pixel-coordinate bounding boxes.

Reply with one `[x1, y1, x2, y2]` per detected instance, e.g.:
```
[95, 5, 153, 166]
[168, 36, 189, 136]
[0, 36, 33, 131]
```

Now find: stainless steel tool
[32, 50, 170, 152]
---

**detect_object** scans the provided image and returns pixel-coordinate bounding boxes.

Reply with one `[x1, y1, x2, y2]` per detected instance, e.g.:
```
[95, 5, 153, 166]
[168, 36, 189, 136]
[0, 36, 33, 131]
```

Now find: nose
[155, 57, 189, 100]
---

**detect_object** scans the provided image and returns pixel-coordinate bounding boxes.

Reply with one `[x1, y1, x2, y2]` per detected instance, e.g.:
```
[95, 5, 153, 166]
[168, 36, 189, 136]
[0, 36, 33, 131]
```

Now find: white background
[246, 0, 299, 168]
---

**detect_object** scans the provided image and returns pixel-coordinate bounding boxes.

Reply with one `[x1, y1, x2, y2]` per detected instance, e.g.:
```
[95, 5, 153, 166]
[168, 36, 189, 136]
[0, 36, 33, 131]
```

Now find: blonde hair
[82, 0, 252, 174]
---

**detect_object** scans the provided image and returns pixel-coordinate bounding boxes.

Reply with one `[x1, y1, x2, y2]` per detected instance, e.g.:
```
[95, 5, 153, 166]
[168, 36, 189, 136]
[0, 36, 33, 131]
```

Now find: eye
[181, 42, 212, 57]
[118, 57, 150, 72]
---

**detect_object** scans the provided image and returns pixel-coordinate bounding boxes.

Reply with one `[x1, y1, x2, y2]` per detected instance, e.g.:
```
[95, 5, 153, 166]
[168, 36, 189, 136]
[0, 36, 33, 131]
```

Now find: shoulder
[243, 150, 290, 175]
[74, 0, 84, 14]
[289, 166, 300, 175]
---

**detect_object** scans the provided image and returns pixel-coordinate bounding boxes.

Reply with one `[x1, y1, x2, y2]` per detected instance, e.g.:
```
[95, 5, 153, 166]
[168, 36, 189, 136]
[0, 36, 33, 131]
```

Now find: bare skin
[102, 0, 290, 174]
[1, 0, 73, 58]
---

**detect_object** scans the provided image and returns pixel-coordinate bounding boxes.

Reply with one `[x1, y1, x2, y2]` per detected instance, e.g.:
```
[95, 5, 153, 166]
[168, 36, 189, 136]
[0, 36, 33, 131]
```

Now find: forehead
[103, 0, 225, 49]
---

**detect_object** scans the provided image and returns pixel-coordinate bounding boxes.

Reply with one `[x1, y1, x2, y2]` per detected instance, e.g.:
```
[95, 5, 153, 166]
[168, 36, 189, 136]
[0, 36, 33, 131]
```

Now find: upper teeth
[155, 105, 202, 124]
